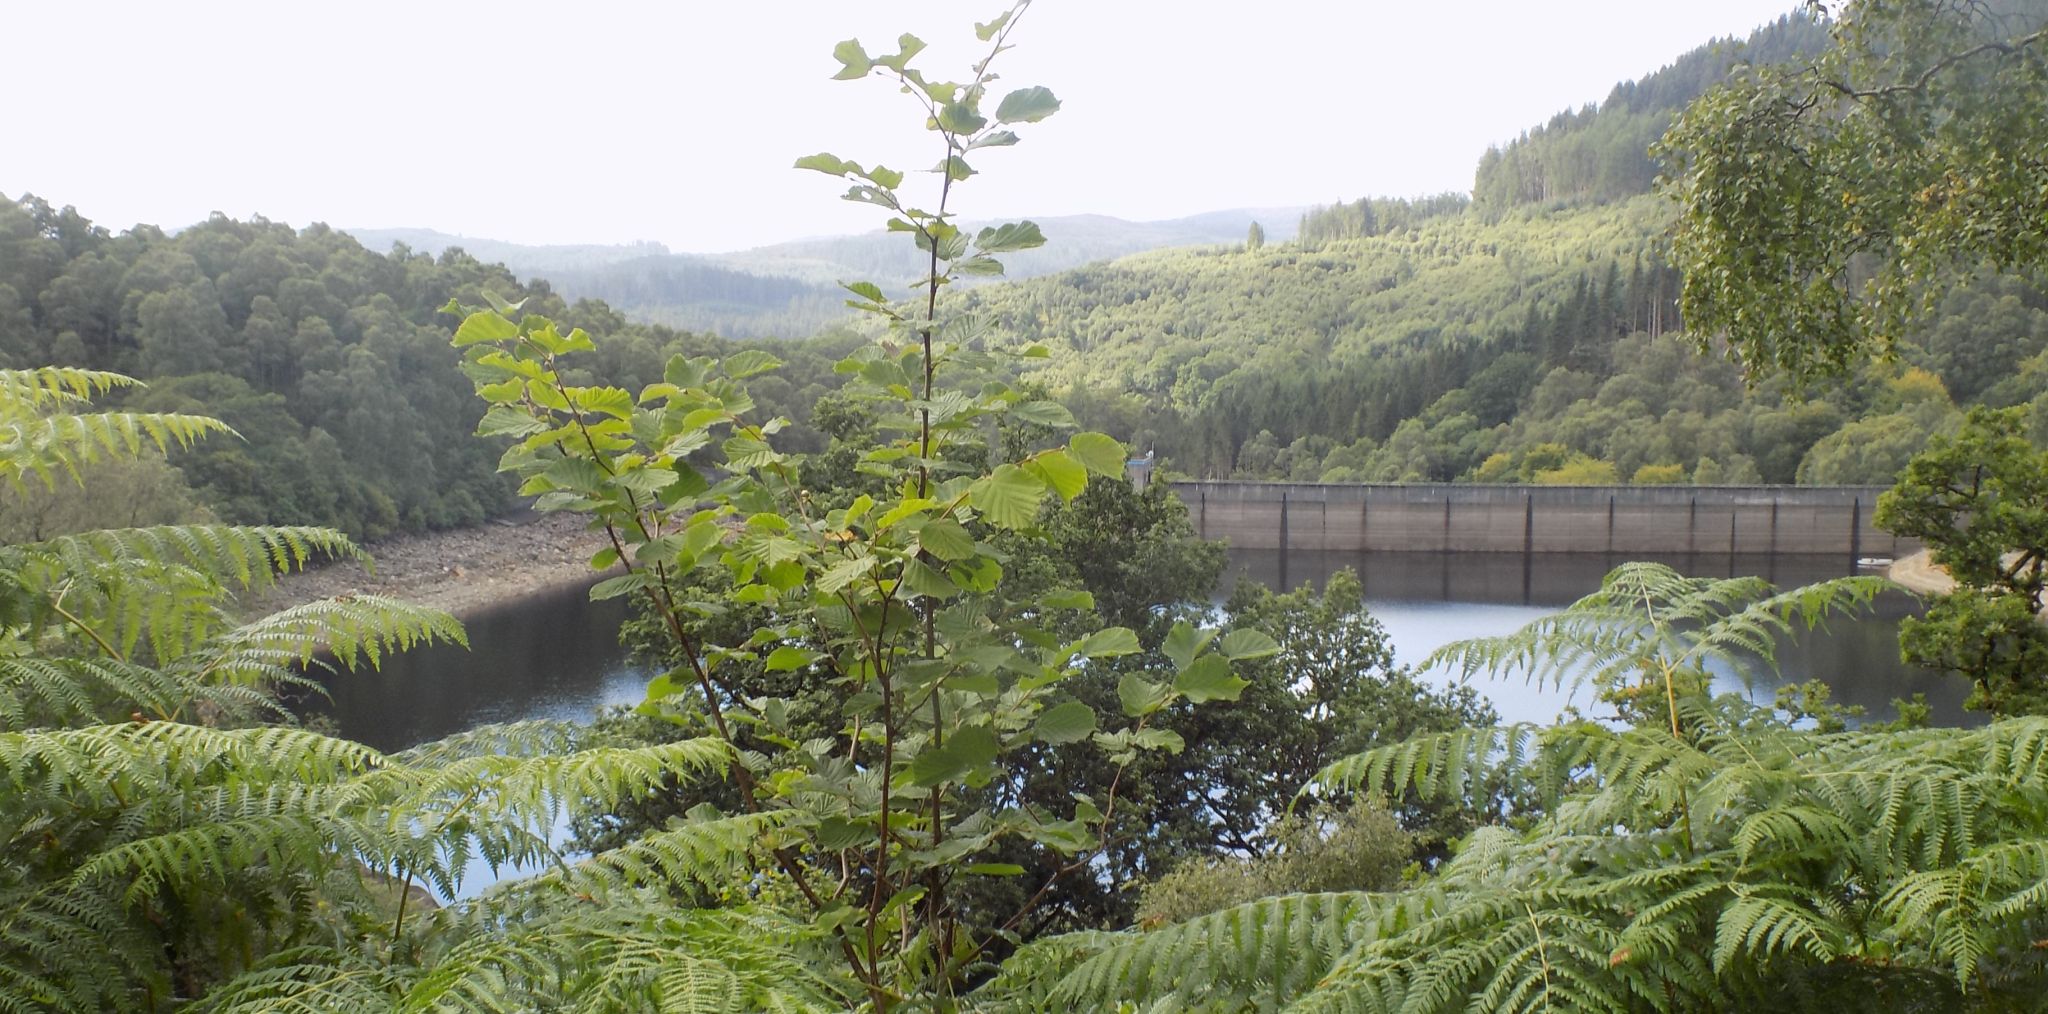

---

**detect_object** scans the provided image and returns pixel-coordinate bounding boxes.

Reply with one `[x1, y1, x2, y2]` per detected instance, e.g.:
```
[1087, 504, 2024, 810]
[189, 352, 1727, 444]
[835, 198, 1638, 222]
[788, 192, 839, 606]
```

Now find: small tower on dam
[1127, 447, 1155, 492]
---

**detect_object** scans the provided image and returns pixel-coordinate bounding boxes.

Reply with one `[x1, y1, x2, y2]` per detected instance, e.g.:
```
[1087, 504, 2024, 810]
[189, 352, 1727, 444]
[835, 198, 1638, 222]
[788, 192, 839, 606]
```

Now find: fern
[985, 570, 2048, 1012]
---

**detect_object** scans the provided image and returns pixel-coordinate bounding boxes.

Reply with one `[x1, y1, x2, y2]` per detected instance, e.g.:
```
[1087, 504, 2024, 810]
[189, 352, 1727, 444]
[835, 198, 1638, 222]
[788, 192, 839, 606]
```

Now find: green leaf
[996, 85, 1061, 123]
[936, 101, 987, 134]
[817, 555, 878, 595]
[476, 405, 547, 438]
[975, 221, 1046, 253]
[831, 39, 872, 80]
[875, 33, 925, 72]
[955, 255, 1005, 276]
[723, 435, 783, 470]
[1010, 400, 1076, 427]
[1027, 450, 1087, 503]
[452, 311, 519, 347]
[908, 725, 1000, 787]
[969, 464, 1045, 530]
[917, 519, 976, 561]
[765, 646, 825, 672]
[863, 165, 905, 190]
[1162, 621, 1216, 672]
[1042, 588, 1095, 610]
[936, 155, 974, 181]
[590, 571, 654, 602]
[966, 130, 1020, 150]
[1068, 432, 1126, 477]
[724, 349, 783, 379]
[816, 817, 870, 851]
[1117, 674, 1173, 718]
[1035, 701, 1097, 744]
[1074, 627, 1141, 659]
[964, 863, 1026, 876]
[794, 152, 853, 176]
[1219, 628, 1282, 661]
[1174, 654, 1249, 703]
[843, 280, 886, 303]
[974, 11, 1012, 41]
[1134, 728, 1186, 754]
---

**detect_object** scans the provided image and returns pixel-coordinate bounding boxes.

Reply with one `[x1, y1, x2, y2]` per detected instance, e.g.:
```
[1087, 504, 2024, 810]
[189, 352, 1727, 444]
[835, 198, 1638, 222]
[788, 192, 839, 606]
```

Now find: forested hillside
[931, 7, 2048, 487]
[0, 197, 854, 537]
[1472, 13, 1828, 212]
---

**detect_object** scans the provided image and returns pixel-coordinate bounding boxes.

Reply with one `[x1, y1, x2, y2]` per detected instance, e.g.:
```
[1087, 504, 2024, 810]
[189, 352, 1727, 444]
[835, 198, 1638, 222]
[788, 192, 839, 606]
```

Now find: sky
[6, 1, 1799, 254]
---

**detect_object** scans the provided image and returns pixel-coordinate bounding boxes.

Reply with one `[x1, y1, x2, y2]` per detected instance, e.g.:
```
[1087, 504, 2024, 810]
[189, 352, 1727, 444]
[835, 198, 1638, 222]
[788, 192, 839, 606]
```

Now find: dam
[1168, 482, 1916, 561]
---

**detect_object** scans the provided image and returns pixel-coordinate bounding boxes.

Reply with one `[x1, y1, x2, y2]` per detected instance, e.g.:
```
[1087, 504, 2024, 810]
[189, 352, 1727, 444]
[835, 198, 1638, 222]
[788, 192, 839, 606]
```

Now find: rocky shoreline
[248, 513, 619, 620]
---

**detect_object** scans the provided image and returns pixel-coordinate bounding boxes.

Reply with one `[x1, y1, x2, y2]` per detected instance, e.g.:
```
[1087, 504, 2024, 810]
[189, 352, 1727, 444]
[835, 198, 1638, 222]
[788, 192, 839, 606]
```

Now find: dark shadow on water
[298, 578, 645, 752]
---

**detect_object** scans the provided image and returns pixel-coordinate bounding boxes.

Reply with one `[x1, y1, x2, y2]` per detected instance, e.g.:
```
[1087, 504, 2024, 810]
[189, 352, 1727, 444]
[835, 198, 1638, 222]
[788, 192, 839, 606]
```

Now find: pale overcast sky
[6, 1, 1798, 254]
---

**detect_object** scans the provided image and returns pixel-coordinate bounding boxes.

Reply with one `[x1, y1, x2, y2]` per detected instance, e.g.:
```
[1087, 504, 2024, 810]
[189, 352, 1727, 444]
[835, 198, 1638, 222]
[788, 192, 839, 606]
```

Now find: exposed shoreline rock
[249, 513, 618, 620]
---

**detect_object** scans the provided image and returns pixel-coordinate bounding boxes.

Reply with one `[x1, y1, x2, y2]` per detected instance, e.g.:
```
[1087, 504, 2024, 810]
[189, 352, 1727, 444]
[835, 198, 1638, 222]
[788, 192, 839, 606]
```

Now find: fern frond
[24, 525, 360, 588]
[180, 594, 465, 682]
[192, 946, 405, 1013]
[2, 411, 234, 488]
[1041, 892, 1383, 1010]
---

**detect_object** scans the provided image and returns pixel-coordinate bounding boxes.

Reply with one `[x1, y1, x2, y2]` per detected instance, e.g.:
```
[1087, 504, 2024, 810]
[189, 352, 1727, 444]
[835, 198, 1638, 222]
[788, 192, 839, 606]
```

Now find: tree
[1877, 406, 2048, 713]
[1245, 220, 1265, 251]
[448, 8, 1272, 1005]
[1660, 0, 2048, 381]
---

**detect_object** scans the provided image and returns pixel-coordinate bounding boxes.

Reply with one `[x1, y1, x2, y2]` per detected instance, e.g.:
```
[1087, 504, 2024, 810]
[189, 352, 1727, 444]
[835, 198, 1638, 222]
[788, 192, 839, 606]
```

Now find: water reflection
[305, 551, 1972, 752]
[303, 579, 645, 753]
[1221, 549, 1969, 728]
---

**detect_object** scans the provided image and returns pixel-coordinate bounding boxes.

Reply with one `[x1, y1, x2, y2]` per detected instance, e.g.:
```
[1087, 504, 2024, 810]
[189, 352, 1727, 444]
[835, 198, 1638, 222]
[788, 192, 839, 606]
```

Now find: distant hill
[342, 208, 1304, 339]
[716, 208, 1305, 288]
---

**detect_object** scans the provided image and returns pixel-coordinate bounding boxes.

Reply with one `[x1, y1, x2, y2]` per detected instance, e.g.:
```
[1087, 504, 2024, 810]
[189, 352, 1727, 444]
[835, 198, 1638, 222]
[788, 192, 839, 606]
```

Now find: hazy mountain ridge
[341, 208, 1304, 338]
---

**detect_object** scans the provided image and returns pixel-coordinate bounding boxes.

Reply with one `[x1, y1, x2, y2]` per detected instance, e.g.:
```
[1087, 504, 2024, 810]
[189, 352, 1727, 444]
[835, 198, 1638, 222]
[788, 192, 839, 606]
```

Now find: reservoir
[310, 549, 1964, 752]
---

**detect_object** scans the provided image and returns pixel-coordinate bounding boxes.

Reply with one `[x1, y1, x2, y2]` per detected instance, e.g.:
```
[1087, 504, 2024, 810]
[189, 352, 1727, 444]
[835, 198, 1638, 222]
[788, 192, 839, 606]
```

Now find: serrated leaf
[1117, 674, 1173, 718]
[975, 221, 1046, 253]
[724, 349, 783, 379]
[1041, 588, 1095, 610]
[1174, 654, 1249, 703]
[794, 152, 853, 176]
[452, 311, 519, 347]
[974, 11, 1012, 41]
[956, 255, 1005, 276]
[831, 39, 872, 80]
[969, 464, 1045, 530]
[936, 101, 987, 134]
[817, 555, 878, 595]
[1134, 728, 1186, 754]
[590, 571, 654, 601]
[966, 130, 1020, 150]
[1162, 621, 1215, 672]
[965, 863, 1026, 876]
[765, 646, 825, 672]
[996, 85, 1061, 123]
[1027, 451, 1087, 503]
[908, 725, 999, 787]
[1010, 400, 1077, 428]
[1074, 626, 1140, 659]
[843, 280, 886, 303]
[1068, 432, 1125, 477]
[477, 405, 547, 438]
[1219, 628, 1282, 661]
[917, 519, 976, 561]
[1035, 701, 1097, 744]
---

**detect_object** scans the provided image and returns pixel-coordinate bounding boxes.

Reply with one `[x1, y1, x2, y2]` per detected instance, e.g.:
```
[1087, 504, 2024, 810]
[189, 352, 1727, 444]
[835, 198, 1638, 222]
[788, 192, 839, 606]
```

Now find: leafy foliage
[1879, 405, 2048, 713]
[1661, 0, 2048, 381]
[985, 567, 2048, 1011]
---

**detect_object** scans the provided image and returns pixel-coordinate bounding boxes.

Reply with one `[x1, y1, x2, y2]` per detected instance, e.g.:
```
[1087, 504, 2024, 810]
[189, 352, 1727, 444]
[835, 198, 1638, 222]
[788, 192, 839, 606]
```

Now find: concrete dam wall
[1167, 482, 1918, 559]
